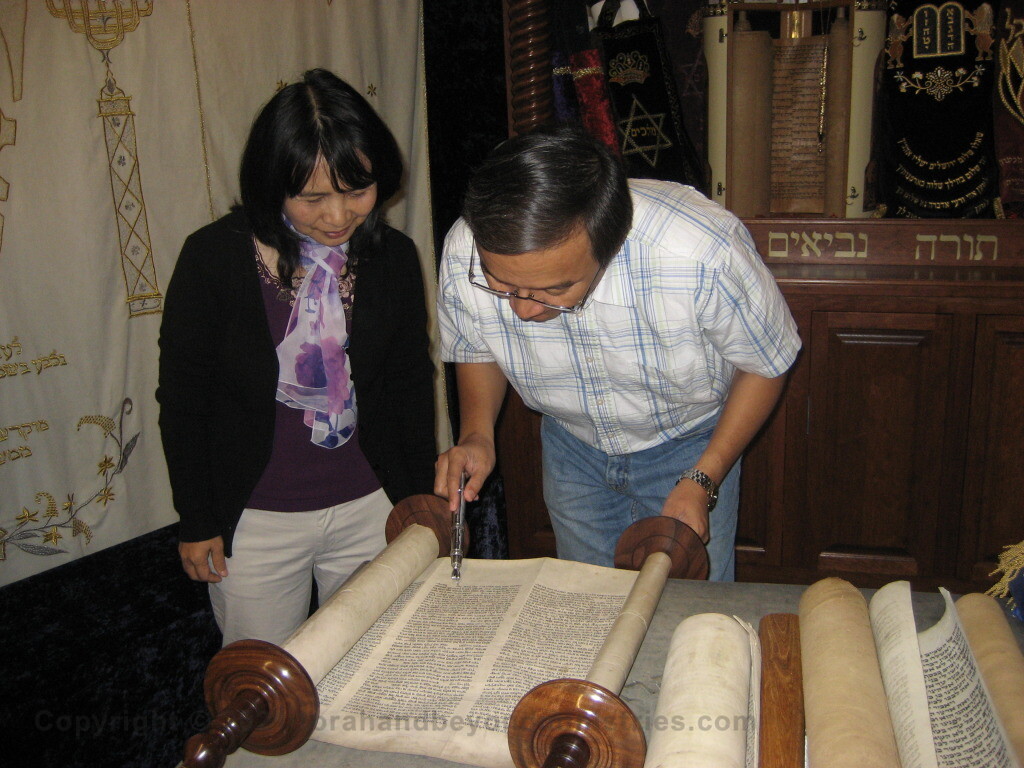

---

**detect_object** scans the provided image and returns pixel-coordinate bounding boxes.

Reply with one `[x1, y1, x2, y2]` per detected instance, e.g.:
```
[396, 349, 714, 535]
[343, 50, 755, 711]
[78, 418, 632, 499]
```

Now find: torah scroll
[800, 578, 1024, 768]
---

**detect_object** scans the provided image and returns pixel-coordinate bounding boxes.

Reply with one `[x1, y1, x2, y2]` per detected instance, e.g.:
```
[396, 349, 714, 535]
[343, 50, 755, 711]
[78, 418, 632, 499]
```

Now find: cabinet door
[961, 315, 1024, 583]
[794, 311, 955, 582]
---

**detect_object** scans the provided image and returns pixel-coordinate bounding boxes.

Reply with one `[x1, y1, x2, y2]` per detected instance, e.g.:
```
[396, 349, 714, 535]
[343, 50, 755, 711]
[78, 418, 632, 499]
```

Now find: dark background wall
[424, 0, 507, 261]
[423, 0, 510, 560]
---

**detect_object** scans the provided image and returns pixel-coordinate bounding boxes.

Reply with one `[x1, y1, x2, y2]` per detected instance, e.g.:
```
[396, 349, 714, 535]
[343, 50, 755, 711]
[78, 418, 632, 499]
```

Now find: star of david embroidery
[677, 59, 705, 98]
[618, 96, 673, 168]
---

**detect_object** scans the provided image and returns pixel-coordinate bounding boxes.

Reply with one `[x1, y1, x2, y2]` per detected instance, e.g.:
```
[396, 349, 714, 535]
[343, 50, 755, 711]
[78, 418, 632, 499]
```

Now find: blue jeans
[541, 416, 738, 581]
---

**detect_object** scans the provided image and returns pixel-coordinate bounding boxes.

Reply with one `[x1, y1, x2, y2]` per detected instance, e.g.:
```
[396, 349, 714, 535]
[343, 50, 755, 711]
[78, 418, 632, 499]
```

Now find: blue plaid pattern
[438, 179, 801, 455]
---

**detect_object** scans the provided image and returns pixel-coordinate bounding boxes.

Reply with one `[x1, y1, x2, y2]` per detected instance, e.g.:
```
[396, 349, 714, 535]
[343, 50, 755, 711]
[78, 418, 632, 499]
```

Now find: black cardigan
[156, 210, 436, 555]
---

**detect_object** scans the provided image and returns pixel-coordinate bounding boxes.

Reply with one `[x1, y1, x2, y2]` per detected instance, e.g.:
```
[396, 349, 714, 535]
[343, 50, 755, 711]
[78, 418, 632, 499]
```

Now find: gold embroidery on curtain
[46, 0, 152, 50]
[47, 0, 163, 317]
[998, 8, 1024, 127]
[185, 0, 215, 221]
[0, 398, 139, 563]
[0, 1, 26, 254]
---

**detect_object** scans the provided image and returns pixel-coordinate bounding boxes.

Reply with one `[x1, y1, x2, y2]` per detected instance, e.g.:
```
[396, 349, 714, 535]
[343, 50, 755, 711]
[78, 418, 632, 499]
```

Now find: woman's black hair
[239, 68, 403, 285]
[462, 125, 632, 268]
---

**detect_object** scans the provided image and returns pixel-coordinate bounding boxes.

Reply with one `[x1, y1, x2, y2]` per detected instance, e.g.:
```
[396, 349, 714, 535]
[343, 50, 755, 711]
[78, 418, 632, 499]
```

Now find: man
[434, 127, 800, 581]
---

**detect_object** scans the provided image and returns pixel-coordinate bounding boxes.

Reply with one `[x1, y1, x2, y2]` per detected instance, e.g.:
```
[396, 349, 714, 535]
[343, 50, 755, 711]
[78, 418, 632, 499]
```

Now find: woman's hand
[178, 536, 228, 582]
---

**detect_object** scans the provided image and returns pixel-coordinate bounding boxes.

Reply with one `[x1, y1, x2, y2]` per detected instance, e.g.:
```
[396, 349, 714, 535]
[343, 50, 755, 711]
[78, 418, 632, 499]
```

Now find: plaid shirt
[437, 179, 801, 455]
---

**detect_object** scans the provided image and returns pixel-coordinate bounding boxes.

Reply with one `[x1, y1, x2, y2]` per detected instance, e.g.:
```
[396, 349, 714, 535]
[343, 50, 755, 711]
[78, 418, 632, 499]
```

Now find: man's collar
[589, 246, 633, 308]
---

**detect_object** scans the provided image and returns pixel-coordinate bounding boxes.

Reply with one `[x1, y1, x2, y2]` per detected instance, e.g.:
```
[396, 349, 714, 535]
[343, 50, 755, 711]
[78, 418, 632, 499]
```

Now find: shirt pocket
[602, 355, 716, 426]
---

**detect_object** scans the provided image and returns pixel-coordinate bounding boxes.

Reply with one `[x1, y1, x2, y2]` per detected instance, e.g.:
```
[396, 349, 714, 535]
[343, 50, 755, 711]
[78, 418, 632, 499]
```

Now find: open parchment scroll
[279, 524, 645, 768]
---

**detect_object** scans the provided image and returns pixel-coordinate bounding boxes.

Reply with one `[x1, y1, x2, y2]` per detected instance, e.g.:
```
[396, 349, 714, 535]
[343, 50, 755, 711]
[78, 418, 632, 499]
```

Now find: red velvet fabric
[571, 48, 621, 155]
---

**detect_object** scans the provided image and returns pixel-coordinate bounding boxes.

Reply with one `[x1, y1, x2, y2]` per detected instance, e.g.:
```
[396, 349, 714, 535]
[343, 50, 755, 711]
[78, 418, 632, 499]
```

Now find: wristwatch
[678, 468, 719, 512]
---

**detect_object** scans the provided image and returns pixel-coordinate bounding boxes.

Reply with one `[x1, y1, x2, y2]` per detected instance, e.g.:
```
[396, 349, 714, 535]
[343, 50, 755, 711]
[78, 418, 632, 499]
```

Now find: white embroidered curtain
[0, 0, 441, 585]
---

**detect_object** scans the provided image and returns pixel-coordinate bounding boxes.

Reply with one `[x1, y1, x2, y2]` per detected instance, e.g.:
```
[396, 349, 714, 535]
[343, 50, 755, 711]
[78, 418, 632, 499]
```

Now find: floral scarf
[275, 222, 356, 448]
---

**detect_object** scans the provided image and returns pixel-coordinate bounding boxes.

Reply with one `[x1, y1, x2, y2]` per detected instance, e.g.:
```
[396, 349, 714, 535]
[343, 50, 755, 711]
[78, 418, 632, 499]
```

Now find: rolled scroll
[727, 14, 773, 218]
[799, 578, 901, 768]
[956, 593, 1024, 765]
[823, 11, 852, 217]
[643, 613, 760, 768]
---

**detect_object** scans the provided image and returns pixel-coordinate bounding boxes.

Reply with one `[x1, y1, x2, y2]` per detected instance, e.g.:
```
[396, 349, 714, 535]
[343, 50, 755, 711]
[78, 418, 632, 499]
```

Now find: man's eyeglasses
[467, 249, 601, 315]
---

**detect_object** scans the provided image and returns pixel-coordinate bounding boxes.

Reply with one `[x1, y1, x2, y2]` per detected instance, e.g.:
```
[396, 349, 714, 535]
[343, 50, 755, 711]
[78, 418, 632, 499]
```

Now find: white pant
[209, 488, 392, 647]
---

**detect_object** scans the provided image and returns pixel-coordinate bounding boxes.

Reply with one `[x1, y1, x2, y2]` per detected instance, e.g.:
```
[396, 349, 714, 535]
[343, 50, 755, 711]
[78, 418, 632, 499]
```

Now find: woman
[157, 69, 436, 646]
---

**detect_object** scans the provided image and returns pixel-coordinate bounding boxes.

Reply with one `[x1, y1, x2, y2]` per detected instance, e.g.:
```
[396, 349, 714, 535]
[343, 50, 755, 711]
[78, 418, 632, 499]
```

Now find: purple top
[246, 252, 381, 512]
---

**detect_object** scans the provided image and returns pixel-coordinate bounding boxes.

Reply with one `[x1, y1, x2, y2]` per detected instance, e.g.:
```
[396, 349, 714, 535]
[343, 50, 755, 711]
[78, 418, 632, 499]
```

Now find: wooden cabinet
[498, 219, 1024, 593]
[737, 219, 1024, 592]
[959, 315, 1024, 584]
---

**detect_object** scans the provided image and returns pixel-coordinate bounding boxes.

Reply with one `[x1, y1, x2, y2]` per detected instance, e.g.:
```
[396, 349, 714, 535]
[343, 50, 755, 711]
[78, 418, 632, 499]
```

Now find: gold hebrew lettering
[963, 234, 976, 260]
[0, 336, 20, 361]
[5, 445, 30, 461]
[767, 232, 790, 258]
[915, 234, 938, 260]
[30, 350, 67, 374]
[976, 234, 998, 260]
[836, 233, 857, 258]
[855, 233, 868, 258]
[799, 233, 824, 259]
[0, 421, 48, 440]
[940, 234, 962, 259]
[0, 361, 29, 378]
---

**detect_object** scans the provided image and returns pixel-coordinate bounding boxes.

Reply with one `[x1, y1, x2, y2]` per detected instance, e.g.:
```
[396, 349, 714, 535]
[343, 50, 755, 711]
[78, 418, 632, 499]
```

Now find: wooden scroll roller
[181, 494, 459, 768]
[507, 516, 708, 768]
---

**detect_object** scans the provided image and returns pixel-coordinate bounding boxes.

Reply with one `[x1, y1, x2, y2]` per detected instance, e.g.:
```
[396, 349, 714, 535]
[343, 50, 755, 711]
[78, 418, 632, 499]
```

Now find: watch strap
[677, 468, 719, 512]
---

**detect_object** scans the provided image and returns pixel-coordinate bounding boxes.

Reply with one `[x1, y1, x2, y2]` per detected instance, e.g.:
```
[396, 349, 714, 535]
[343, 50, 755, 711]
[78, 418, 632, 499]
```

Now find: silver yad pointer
[451, 472, 466, 583]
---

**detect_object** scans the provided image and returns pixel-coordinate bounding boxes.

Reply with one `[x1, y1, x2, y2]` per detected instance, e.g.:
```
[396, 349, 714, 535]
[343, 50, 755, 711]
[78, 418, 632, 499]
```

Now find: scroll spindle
[182, 495, 452, 768]
[183, 689, 269, 768]
[543, 732, 590, 768]
[181, 641, 318, 768]
[508, 517, 709, 768]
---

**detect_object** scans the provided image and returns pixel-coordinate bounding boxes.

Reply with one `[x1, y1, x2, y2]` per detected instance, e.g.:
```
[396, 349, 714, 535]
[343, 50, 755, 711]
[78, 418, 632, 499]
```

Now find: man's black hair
[462, 125, 632, 268]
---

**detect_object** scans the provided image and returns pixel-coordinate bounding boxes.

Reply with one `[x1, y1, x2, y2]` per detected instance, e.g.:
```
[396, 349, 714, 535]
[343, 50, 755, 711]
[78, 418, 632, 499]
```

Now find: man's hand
[658, 369, 790, 544]
[434, 433, 496, 512]
[434, 361, 508, 512]
[661, 479, 712, 543]
[179, 536, 228, 582]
